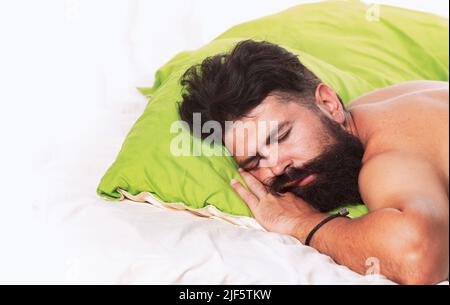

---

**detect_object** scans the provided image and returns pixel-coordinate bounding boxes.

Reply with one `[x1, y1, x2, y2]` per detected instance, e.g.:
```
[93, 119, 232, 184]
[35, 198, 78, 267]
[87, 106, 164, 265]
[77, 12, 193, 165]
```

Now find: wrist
[293, 212, 329, 243]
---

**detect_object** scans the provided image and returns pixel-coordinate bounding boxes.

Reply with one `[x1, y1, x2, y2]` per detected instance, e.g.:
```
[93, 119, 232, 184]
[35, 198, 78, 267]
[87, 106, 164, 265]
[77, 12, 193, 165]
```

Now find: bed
[26, 100, 396, 284]
[21, 97, 447, 284]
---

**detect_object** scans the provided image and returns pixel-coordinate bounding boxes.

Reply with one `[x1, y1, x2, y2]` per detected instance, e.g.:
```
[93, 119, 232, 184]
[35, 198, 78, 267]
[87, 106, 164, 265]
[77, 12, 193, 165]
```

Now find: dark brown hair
[179, 40, 323, 138]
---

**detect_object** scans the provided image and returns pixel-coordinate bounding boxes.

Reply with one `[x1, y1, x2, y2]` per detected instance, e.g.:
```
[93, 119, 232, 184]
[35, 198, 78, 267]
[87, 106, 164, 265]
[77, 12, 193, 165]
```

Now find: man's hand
[231, 168, 327, 241]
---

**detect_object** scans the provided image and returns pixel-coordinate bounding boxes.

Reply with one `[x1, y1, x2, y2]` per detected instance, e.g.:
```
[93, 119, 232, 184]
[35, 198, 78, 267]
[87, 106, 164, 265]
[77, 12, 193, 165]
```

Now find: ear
[314, 83, 346, 124]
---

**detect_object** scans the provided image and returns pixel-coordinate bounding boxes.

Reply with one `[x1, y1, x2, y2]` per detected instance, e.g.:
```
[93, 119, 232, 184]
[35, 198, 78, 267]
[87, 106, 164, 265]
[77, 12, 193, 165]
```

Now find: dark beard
[268, 112, 365, 212]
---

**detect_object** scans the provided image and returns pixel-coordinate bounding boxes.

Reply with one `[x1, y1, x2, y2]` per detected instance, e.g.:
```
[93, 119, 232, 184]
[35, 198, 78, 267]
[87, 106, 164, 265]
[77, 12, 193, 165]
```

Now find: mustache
[267, 135, 363, 196]
[268, 164, 317, 195]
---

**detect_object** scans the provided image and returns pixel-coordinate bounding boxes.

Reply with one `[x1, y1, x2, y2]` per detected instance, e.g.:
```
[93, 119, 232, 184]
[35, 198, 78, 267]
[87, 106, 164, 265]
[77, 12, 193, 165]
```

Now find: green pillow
[97, 0, 449, 218]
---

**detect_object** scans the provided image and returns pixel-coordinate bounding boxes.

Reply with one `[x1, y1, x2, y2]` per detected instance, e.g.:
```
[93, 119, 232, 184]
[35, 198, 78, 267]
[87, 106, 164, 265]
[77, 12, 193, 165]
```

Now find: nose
[270, 160, 293, 177]
[254, 159, 292, 186]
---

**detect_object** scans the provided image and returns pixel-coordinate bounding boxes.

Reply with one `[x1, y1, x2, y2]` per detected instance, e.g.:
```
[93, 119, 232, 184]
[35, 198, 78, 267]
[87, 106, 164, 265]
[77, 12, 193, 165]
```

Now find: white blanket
[47, 199, 398, 284]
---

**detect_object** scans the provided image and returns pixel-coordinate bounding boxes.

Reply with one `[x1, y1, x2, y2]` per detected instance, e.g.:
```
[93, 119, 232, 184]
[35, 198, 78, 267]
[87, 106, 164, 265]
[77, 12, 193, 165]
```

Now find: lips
[283, 174, 317, 189]
[298, 174, 317, 187]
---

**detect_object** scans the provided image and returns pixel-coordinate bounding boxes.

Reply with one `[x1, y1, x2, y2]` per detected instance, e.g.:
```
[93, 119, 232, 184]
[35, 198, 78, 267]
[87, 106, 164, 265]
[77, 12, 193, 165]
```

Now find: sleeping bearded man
[178, 40, 449, 285]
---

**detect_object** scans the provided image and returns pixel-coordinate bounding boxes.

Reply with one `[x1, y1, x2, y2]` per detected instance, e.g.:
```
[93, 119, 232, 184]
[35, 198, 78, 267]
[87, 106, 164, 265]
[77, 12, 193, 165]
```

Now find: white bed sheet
[37, 199, 397, 284]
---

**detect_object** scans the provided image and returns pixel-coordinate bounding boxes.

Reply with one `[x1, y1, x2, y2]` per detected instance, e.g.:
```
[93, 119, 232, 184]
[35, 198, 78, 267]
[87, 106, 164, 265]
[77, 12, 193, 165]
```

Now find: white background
[0, 0, 448, 282]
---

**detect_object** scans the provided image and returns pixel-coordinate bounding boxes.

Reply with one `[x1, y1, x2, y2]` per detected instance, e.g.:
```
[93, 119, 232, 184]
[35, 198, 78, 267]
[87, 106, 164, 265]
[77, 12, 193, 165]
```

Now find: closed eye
[247, 128, 292, 170]
[243, 125, 292, 171]
[271, 127, 292, 145]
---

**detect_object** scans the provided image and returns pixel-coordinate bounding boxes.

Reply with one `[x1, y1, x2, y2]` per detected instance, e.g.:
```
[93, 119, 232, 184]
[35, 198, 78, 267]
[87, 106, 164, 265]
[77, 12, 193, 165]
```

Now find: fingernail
[238, 168, 243, 172]
[230, 179, 238, 185]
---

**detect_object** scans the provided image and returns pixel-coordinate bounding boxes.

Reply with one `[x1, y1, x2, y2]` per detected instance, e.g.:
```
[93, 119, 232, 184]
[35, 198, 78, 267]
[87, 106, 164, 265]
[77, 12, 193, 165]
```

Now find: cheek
[288, 127, 324, 161]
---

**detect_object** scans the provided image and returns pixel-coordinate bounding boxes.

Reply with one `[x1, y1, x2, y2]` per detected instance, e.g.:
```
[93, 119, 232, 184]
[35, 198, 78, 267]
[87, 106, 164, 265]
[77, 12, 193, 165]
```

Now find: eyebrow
[237, 121, 292, 169]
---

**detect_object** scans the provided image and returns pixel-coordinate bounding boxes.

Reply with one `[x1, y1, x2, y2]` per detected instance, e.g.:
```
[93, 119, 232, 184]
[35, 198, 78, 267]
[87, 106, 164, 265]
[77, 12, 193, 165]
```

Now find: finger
[230, 179, 259, 210]
[238, 168, 267, 199]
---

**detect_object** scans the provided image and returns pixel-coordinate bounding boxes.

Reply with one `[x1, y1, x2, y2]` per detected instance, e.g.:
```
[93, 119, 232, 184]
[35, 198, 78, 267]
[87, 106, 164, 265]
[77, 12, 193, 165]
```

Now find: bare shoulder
[358, 151, 448, 213]
[349, 81, 449, 179]
[349, 80, 449, 107]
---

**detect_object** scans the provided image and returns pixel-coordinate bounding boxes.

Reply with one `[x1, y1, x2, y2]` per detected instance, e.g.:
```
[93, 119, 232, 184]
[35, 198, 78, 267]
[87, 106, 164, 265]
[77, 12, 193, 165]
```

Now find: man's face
[224, 94, 365, 212]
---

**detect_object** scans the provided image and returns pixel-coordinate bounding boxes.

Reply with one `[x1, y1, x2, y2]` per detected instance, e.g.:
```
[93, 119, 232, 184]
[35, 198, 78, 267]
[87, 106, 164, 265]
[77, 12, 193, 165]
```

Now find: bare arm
[232, 153, 449, 284]
[295, 153, 449, 284]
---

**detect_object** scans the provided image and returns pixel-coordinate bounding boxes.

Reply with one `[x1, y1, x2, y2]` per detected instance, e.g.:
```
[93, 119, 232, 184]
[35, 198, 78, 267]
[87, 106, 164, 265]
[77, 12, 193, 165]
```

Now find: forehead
[223, 95, 312, 155]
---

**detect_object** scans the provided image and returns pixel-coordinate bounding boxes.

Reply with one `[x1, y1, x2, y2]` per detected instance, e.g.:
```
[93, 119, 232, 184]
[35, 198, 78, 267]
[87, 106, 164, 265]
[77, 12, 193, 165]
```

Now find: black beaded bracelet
[304, 208, 350, 246]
